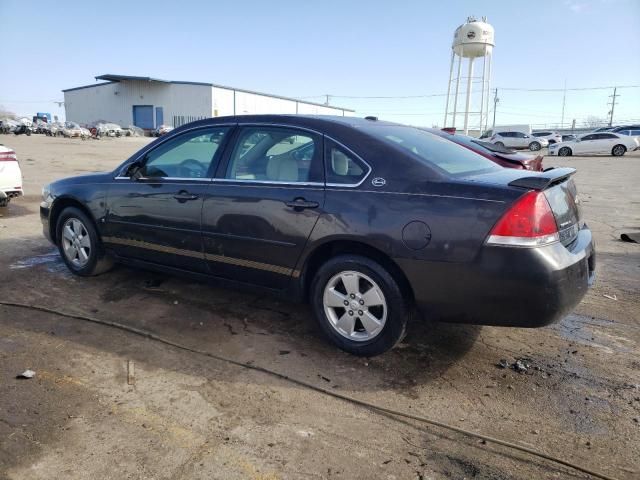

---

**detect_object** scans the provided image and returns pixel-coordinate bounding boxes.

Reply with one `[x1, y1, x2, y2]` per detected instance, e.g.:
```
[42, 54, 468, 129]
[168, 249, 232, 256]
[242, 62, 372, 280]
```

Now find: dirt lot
[1, 134, 639, 480]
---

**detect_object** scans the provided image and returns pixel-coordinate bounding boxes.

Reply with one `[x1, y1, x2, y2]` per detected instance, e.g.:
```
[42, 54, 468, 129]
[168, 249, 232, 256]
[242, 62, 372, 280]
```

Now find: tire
[56, 207, 113, 276]
[0, 197, 9, 208]
[310, 254, 410, 356]
[612, 145, 626, 157]
[495, 142, 505, 147]
[529, 141, 541, 151]
[558, 147, 572, 157]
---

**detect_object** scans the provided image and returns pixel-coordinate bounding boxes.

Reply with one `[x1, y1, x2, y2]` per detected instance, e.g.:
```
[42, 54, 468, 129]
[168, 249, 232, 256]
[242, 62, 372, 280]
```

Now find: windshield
[362, 125, 501, 176]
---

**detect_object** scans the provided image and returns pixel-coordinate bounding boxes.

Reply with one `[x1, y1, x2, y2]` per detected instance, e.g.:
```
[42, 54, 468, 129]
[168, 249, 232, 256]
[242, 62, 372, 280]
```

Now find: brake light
[487, 191, 559, 247]
[0, 150, 17, 161]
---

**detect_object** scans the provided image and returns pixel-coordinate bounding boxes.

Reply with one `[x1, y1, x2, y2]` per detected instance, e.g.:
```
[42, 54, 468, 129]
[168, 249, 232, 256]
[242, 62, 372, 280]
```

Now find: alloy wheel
[323, 271, 387, 342]
[559, 147, 570, 156]
[61, 218, 91, 268]
[612, 145, 625, 156]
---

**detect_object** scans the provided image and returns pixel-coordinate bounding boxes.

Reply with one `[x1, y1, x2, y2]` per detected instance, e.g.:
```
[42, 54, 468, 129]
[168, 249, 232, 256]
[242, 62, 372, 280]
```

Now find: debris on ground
[495, 358, 535, 374]
[127, 360, 135, 385]
[496, 359, 509, 369]
[620, 233, 640, 243]
[143, 278, 165, 291]
[279, 350, 291, 355]
[16, 369, 36, 379]
[603, 293, 618, 300]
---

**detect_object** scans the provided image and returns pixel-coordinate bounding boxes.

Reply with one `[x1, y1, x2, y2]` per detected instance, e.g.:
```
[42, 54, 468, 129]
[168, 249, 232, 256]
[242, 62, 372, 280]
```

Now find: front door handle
[173, 190, 199, 202]
[285, 198, 319, 210]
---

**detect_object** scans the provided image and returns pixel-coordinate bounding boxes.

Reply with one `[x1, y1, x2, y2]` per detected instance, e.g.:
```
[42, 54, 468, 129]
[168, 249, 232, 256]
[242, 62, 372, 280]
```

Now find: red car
[428, 129, 544, 171]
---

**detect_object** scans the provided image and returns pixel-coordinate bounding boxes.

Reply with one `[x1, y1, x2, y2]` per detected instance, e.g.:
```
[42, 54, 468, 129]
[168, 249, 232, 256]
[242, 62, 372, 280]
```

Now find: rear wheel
[310, 255, 410, 356]
[495, 141, 505, 147]
[56, 207, 113, 276]
[559, 147, 572, 156]
[529, 141, 541, 151]
[612, 144, 626, 157]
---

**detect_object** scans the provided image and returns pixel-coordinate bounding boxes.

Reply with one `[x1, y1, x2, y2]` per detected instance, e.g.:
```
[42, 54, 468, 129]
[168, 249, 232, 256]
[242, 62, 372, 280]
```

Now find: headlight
[42, 185, 52, 204]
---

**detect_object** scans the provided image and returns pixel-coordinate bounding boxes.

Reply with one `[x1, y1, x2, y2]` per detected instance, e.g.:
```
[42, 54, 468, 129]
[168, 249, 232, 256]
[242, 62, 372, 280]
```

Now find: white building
[63, 74, 353, 129]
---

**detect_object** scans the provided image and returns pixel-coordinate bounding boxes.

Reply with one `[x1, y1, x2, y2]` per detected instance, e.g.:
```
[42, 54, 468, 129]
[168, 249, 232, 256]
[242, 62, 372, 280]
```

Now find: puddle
[554, 314, 636, 354]
[10, 252, 70, 275]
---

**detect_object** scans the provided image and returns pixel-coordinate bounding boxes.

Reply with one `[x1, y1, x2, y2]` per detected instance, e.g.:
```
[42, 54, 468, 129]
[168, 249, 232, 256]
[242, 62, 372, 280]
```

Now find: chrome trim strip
[201, 230, 296, 247]
[114, 176, 212, 182]
[102, 236, 294, 275]
[212, 178, 324, 187]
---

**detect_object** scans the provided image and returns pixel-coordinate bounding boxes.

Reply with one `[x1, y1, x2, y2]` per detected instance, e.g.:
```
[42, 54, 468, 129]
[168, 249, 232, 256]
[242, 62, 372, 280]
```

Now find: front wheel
[612, 145, 626, 157]
[529, 141, 541, 151]
[558, 147, 572, 157]
[56, 207, 113, 276]
[494, 141, 505, 148]
[310, 255, 410, 356]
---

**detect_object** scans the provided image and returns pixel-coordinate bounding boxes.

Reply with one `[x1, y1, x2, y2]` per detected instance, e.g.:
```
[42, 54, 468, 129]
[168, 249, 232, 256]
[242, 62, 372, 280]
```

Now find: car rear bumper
[398, 224, 595, 327]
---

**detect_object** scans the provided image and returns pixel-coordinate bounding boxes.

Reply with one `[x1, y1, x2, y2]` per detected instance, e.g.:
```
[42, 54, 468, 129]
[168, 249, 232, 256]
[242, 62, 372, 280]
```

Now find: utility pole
[324, 94, 331, 106]
[560, 79, 567, 129]
[607, 87, 618, 126]
[491, 88, 499, 130]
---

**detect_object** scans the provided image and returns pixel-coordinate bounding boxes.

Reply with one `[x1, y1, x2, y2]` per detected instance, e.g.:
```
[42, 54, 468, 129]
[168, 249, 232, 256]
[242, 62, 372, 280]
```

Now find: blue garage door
[133, 105, 154, 129]
[155, 107, 164, 127]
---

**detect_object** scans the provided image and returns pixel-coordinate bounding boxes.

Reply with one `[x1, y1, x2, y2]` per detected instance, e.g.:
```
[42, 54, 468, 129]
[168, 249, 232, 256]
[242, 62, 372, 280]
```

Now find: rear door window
[224, 127, 323, 183]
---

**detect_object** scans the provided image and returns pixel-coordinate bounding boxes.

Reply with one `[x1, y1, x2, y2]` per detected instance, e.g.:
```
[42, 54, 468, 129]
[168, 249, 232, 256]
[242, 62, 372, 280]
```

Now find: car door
[575, 134, 596, 154]
[496, 133, 512, 147]
[516, 132, 530, 148]
[104, 125, 232, 272]
[201, 125, 325, 289]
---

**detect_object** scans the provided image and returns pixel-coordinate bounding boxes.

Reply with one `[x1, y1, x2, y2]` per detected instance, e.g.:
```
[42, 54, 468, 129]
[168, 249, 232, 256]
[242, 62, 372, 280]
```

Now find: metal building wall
[211, 86, 350, 117]
[64, 81, 212, 127]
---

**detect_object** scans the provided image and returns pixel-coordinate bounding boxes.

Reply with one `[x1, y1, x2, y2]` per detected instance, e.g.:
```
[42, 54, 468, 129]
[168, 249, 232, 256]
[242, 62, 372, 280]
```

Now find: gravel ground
[1, 134, 639, 480]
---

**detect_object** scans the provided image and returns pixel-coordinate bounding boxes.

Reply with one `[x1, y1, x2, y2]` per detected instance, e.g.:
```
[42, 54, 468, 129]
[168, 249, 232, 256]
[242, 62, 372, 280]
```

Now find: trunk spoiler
[508, 167, 576, 190]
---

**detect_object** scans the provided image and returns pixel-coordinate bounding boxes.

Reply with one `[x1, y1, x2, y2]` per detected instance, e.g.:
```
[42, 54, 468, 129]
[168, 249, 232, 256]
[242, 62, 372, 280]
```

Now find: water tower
[443, 16, 495, 135]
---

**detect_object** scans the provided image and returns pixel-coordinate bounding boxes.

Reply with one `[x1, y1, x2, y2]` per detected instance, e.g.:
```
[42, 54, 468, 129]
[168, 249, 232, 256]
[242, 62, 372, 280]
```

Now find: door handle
[173, 191, 199, 201]
[285, 198, 319, 210]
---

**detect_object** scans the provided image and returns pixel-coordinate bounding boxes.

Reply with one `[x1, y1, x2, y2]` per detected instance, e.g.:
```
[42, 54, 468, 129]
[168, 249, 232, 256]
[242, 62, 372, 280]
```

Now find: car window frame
[115, 124, 236, 181]
[324, 137, 372, 188]
[214, 124, 325, 186]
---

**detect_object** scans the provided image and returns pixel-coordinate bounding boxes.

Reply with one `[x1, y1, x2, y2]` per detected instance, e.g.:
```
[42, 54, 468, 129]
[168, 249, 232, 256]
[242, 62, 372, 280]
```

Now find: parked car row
[549, 132, 639, 157]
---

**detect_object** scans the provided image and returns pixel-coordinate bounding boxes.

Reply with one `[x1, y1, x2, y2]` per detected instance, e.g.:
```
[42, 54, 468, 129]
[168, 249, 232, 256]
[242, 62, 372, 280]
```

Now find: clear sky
[1, 0, 638, 128]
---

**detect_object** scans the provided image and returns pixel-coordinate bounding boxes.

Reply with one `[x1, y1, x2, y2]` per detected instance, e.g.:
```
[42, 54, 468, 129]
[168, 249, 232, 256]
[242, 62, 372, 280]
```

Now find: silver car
[488, 131, 549, 151]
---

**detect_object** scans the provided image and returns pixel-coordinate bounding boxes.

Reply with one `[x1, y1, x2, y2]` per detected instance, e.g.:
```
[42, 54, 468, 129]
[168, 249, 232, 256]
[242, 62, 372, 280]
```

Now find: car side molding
[508, 167, 576, 190]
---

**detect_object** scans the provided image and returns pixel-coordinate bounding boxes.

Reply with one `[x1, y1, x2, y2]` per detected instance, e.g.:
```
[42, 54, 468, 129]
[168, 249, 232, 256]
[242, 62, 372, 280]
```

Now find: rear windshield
[362, 125, 501, 176]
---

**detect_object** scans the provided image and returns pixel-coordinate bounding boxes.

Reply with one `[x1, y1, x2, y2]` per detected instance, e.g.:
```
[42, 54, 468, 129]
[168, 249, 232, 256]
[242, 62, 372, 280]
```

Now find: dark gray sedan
[40, 115, 595, 355]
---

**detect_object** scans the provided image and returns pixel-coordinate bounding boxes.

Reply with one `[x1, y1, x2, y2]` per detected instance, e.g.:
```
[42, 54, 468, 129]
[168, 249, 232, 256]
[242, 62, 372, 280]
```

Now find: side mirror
[126, 161, 144, 180]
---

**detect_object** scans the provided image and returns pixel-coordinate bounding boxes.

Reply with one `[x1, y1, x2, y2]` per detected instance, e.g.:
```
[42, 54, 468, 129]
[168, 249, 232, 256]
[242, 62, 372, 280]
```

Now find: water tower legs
[452, 51, 463, 128]
[463, 57, 474, 135]
[444, 50, 455, 128]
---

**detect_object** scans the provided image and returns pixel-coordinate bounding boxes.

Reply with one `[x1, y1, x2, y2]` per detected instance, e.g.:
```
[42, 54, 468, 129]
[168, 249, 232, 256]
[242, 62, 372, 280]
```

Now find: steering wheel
[177, 159, 207, 178]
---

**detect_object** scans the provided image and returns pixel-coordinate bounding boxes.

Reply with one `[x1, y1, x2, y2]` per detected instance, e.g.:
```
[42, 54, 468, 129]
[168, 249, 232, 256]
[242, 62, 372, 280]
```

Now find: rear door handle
[173, 191, 199, 201]
[285, 198, 319, 210]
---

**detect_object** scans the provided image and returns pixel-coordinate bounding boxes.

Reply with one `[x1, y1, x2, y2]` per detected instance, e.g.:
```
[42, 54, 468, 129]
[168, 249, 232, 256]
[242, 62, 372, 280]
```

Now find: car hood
[50, 172, 112, 188]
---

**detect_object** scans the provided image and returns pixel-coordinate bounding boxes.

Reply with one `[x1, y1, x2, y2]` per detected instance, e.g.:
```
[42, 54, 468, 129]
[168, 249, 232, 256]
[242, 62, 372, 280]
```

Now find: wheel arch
[49, 196, 98, 245]
[298, 238, 415, 304]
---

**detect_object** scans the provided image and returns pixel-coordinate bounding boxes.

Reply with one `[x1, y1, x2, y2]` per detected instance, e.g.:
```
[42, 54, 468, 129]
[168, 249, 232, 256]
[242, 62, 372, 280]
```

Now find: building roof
[62, 74, 354, 112]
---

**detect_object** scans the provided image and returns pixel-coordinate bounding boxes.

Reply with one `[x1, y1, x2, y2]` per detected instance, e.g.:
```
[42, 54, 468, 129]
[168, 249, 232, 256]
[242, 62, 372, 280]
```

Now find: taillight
[0, 150, 17, 161]
[487, 191, 559, 247]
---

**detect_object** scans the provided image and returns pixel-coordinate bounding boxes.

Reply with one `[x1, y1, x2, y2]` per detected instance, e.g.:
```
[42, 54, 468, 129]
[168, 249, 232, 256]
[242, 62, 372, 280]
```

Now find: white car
[532, 131, 562, 145]
[548, 132, 639, 157]
[0, 145, 23, 207]
[488, 131, 549, 151]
